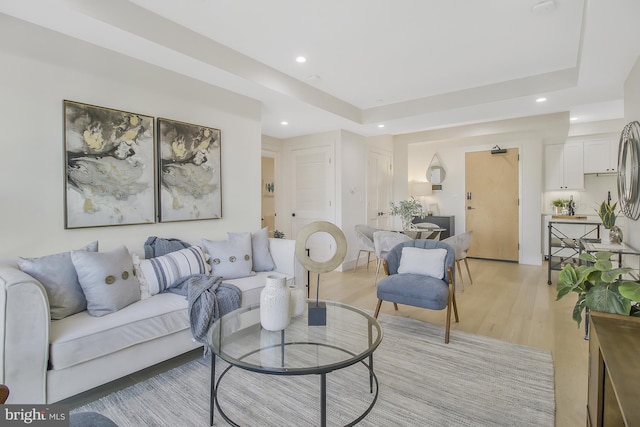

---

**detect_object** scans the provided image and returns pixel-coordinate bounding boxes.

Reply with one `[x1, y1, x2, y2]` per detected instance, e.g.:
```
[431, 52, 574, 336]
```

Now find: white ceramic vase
[289, 284, 306, 317]
[260, 275, 291, 331]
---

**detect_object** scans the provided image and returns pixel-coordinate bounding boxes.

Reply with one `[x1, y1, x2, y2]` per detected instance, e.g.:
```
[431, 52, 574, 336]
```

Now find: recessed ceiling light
[281, 121, 288, 125]
[295, 56, 306, 63]
[570, 117, 578, 121]
[378, 124, 385, 128]
[536, 97, 547, 103]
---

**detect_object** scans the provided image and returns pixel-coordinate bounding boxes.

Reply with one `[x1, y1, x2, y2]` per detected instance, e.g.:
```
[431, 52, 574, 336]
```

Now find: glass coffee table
[207, 300, 383, 426]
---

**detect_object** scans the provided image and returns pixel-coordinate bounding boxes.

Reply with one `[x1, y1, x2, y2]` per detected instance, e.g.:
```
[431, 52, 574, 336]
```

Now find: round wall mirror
[617, 121, 640, 220]
[426, 165, 446, 184]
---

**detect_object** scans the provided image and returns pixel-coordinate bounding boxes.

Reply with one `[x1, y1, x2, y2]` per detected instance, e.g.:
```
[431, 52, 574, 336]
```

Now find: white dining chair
[354, 224, 378, 272]
[373, 231, 413, 284]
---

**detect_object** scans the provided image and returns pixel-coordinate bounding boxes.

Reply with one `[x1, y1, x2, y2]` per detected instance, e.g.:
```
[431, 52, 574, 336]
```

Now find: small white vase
[289, 284, 306, 317]
[260, 275, 291, 331]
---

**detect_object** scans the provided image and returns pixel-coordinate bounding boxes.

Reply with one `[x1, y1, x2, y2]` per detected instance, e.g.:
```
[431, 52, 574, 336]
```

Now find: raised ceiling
[2, 0, 639, 138]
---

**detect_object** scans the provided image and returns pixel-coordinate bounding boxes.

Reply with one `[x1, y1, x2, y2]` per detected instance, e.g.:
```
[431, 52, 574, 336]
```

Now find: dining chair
[442, 231, 474, 289]
[354, 224, 377, 272]
[373, 239, 459, 343]
[372, 231, 413, 284]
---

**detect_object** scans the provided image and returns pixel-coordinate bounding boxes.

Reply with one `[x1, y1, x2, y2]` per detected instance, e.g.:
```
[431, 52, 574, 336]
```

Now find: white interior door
[292, 145, 335, 261]
[367, 151, 392, 229]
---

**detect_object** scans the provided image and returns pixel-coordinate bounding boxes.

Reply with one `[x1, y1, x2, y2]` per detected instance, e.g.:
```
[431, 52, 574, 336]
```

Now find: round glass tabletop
[208, 300, 382, 375]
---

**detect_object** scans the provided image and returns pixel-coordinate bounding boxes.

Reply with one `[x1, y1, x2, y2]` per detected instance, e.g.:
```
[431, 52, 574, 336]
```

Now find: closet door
[291, 145, 335, 261]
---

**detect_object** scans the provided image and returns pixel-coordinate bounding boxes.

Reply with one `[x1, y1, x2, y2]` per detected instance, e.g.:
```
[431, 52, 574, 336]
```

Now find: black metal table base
[210, 354, 379, 427]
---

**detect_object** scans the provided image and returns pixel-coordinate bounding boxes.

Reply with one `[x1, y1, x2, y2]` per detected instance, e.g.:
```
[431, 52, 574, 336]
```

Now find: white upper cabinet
[545, 143, 584, 190]
[583, 139, 619, 173]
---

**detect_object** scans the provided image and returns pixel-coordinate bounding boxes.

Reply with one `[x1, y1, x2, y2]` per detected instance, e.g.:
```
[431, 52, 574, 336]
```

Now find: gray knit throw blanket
[168, 274, 242, 348]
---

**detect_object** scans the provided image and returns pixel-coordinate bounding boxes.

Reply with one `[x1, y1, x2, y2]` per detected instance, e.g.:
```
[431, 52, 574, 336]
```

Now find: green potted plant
[556, 251, 640, 326]
[272, 229, 285, 239]
[390, 197, 425, 230]
[551, 199, 568, 215]
[596, 200, 622, 243]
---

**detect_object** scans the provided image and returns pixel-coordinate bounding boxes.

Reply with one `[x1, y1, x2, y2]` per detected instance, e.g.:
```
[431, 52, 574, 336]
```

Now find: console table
[587, 311, 640, 426]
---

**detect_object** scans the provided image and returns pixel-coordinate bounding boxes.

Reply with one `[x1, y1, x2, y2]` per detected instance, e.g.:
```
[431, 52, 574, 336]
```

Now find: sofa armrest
[0, 263, 50, 403]
[268, 238, 305, 286]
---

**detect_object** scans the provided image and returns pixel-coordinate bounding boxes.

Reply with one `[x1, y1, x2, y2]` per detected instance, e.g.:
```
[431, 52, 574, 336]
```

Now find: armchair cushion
[377, 273, 450, 310]
[397, 247, 447, 279]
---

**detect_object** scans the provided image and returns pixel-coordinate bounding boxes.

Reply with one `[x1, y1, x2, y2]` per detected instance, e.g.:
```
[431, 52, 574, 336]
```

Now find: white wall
[0, 17, 262, 257]
[338, 130, 367, 271]
[624, 56, 640, 250]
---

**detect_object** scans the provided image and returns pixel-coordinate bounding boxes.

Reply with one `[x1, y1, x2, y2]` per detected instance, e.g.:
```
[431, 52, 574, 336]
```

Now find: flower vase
[609, 226, 623, 244]
[260, 275, 290, 331]
[289, 283, 306, 317]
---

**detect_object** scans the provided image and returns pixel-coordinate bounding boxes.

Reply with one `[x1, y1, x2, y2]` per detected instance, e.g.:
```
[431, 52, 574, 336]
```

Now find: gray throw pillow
[202, 233, 254, 279]
[244, 227, 275, 272]
[18, 241, 98, 320]
[71, 246, 141, 317]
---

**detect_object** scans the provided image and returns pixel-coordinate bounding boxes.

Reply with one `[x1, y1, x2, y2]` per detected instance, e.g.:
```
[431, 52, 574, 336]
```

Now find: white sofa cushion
[224, 271, 293, 307]
[49, 293, 189, 370]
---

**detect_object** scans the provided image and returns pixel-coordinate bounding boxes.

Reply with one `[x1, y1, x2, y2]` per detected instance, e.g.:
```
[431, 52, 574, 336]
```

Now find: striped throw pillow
[136, 246, 210, 295]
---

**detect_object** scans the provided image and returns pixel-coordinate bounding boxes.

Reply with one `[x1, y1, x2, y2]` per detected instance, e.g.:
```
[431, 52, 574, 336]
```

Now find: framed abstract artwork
[157, 118, 221, 222]
[63, 100, 156, 228]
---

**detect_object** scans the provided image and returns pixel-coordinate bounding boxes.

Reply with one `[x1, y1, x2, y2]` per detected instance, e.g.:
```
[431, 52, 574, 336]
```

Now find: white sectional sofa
[0, 237, 300, 404]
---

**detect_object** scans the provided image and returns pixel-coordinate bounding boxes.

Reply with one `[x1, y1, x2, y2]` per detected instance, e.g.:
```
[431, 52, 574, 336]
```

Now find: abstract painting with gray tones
[64, 101, 155, 228]
[158, 118, 221, 222]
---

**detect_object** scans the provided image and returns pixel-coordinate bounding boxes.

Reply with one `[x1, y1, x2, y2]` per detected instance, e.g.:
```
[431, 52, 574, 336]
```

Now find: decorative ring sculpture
[617, 121, 640, 220]
[295, 221, 347, 274]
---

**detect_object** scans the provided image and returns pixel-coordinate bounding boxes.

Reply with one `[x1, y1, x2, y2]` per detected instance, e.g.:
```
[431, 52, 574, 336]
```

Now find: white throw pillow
[71, 246, 141, 317]
[397, 247, 447, 279]
[134, 246, 210, 296]
[202, 232, 254, 279]
[249, 227, 276, 272]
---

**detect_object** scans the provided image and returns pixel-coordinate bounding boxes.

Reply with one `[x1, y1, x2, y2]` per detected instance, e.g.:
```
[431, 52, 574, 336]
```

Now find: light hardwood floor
[321, 258, 588, 427]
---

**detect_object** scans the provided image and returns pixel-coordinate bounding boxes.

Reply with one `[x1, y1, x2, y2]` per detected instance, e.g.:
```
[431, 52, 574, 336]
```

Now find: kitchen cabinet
[544, 143, 584, 190]
[584, 139, 618, 174]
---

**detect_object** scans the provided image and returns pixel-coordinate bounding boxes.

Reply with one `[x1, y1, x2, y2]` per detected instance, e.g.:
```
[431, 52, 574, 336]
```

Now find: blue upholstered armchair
[373, 239, 460, 343]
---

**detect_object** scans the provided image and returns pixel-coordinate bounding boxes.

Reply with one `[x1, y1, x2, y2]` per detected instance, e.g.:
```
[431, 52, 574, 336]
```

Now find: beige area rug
[73, 314, 555, 426]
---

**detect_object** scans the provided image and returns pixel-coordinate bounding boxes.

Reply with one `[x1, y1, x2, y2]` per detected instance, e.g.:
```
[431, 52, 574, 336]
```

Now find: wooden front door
[465, 148, 519, 261]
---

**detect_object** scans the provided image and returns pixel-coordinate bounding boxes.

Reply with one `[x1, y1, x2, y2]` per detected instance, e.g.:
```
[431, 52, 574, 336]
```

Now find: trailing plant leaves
[619, 281, 640, 302]
[586, 283, 631, 316]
